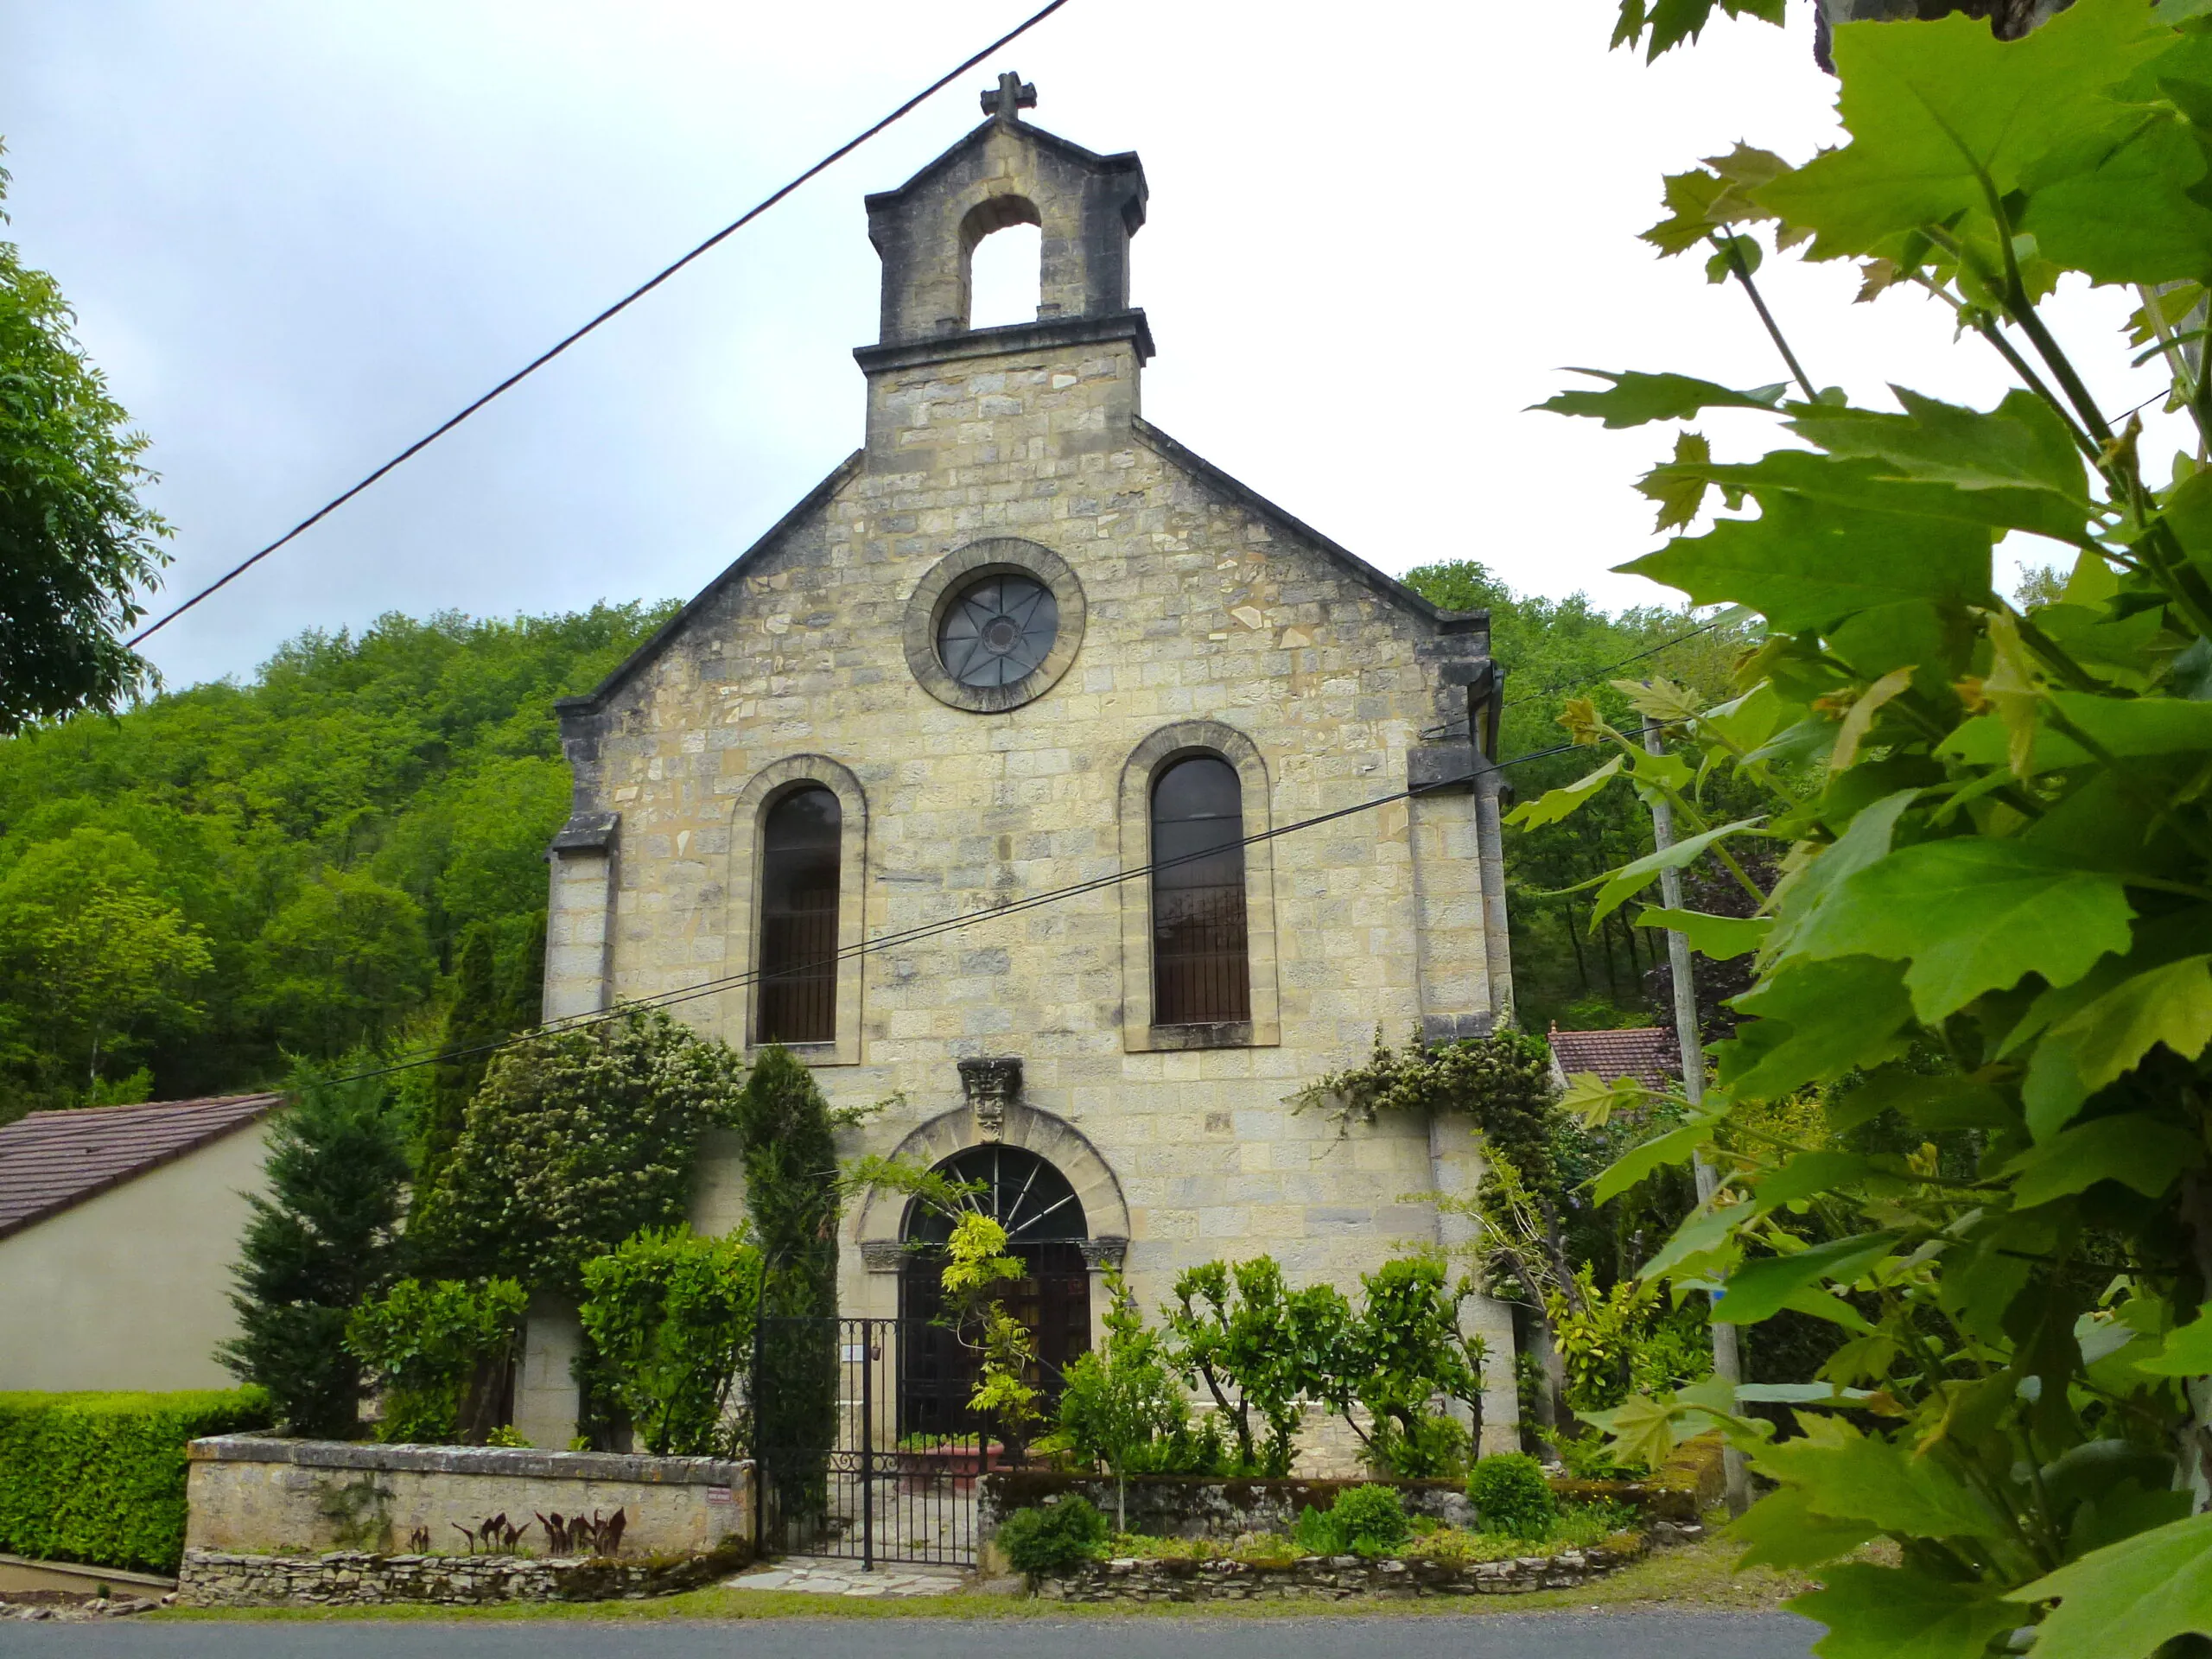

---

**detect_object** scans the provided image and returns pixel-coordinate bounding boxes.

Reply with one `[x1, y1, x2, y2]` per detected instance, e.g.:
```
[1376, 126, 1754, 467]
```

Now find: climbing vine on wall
[1290, 1026, 1561, 1198]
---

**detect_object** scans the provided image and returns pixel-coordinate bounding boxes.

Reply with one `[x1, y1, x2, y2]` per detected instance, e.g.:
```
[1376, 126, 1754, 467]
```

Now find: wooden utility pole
[1643, 718, 1751, 1515]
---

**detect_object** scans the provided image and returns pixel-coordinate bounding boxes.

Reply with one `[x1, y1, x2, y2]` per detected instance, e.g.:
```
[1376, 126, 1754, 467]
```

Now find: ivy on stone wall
[1291, 1027, 1562, 1199]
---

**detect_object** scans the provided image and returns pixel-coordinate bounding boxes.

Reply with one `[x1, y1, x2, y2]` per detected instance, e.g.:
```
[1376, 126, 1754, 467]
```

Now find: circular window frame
[905, 537, 1086, 713]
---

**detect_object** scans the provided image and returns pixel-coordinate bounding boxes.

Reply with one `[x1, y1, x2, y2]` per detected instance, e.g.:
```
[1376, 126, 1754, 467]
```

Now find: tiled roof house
[1545, 1026, 1679, 1094]
[0, 1095, 283, 1392]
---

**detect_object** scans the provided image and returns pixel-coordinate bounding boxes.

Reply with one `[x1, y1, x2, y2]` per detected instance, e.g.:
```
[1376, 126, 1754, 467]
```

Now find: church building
[523, 76, 1520, 1459]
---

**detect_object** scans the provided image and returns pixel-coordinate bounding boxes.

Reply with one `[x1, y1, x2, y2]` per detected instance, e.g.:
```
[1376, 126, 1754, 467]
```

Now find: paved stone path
[723, 1557, 968, 1599]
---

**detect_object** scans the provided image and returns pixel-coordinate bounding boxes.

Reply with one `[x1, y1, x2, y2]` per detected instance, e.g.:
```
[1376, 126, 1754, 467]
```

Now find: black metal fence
[752, 1315, 988, 1567]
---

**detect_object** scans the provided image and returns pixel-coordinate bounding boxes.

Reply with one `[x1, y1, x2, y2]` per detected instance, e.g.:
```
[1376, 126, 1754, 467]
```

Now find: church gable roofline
[1132, 417, 1490, 650]
[555, 450, 863, 723]
[862, 118, 1145, 222]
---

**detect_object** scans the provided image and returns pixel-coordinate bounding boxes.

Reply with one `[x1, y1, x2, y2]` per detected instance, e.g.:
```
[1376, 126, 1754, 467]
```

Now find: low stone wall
[981, 1474, 1477, 1541]
[1035, 1530, 1695, 1604]
[185, 1438, 752, 1564]
[176, 1543, 746, 1608]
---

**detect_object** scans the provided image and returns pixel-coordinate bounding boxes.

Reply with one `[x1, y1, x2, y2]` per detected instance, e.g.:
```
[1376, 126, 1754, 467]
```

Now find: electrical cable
[302, 735, 1589, 1092]
[123, 0, 1076, 649]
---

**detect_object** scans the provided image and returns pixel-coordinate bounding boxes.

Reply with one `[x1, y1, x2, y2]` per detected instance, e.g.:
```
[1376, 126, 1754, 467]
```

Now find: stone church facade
[519, 77, 1520, 1458]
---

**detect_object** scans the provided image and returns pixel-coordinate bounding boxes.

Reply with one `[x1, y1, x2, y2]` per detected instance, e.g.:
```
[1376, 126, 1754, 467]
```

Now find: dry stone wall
[176, 1545, 743, 1608]
[1035, 1535, 1675, 1604]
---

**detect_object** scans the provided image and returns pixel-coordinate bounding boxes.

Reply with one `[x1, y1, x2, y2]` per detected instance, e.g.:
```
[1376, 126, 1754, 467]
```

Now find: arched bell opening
[896, 1144, 1091, 1441]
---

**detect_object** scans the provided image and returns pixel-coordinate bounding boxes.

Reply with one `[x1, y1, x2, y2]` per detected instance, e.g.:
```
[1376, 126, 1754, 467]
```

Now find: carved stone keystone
[957, 1057, 1023, 1141]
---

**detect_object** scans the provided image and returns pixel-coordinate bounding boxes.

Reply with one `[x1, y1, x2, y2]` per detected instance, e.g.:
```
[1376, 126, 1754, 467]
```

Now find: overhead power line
[124, 0, 1076, 648]
[310, 734, 1591, 1094]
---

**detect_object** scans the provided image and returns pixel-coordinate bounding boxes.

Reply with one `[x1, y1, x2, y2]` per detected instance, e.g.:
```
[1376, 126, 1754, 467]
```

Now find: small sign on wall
[706, 1487, 734, 1504]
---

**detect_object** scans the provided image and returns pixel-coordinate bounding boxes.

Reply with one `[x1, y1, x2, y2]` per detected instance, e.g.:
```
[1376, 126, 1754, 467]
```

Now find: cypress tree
[219, 1061, 408, 1436]
[415, 925, 499, 1196]
[731, 1046, 840, 1514]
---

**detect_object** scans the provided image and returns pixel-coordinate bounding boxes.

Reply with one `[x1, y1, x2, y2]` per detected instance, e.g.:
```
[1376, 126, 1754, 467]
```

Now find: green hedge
[0, 1389, 273, 1574]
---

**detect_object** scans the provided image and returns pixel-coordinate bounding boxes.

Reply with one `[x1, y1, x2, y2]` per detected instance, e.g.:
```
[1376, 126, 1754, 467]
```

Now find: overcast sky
[3, 0, 2185, 690]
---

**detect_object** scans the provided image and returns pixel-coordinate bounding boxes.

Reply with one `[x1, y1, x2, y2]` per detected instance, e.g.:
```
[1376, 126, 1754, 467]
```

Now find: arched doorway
[897, 1144, 1091, 1440]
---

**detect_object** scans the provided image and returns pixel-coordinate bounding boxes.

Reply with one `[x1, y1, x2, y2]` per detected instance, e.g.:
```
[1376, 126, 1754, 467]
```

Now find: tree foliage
[0, 603, 672, 1111]
[218, 1061, 409, 1437]
[0, 148, 169, 735]
[1541, 3, 2212, 1650]
[344, 1276, 528, 1446]
[1162, 1255, 1336, 1476]
[1056, 1271, 1193, 1530]
[409, 1007, 746, 1295]
[1399, 563, 1762, 1027]
[575, 1225, 762, 1458]
[732, 1046, 841, 1511]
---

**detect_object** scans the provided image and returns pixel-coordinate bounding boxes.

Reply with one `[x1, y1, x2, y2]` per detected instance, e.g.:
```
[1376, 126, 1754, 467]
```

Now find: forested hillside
[0, 603, 674, 1118]
[0, 570, 1731, 1119]
[1401, 560, 1754, 1029]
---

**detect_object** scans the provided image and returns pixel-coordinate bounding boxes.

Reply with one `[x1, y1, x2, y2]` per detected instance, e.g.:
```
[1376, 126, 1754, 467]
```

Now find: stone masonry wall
[537, 107, 1518, 1452]
[184, 1437, 751, 1561]
[176, 1543, 744, 1608]
[1035, 1536, 1675, 1604]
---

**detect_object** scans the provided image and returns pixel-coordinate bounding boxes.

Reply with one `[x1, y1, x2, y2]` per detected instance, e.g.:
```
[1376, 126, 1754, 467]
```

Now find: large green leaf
[2005, 1510, 2212, 1658]
[1640, 1198, 1744, 1281]
[1716, 1233, 1898, 1326]
[1788, 388, 2088, 502]
[1618, 493, 1993, 634]
[1590, 1118, 1710, 1205]
[2139, 1302, 2212, 1376]
[1574, 816, 1767, 926]
[1729, 1484, 1878, 1571]
[2024, 956, 2212, 1138]
[1535, 369, 1787, 428]
[1755, 0, 2169, 258]
[1721, 956, 1916, 1098]
[1792, 839, 2133, 1021]
[2024, 107, 2212, 286]
[1755, 1417, 2006, 1541]
[1504, 756, 1622, 830]
[1688, 450, 2094, 546]
[1792, 1565, 2020, 1659]
[1637, 906, 1770, 959]
[2000, 1113, 2205, 1208]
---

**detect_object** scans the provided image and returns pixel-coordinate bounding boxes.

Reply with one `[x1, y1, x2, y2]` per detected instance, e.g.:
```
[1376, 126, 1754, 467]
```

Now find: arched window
[1150, 754, 1250, 1027]
[757, 785, 840, 1044]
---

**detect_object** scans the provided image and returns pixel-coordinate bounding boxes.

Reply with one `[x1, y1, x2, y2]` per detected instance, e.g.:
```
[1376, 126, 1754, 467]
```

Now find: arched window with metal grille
[757, 784, 841, 1045]
[1149, 753, 1251, 1027]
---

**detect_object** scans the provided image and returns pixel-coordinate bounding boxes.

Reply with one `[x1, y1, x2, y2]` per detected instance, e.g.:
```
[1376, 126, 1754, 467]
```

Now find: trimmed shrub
[1470, 1452, 1557, 1540]
[1292, 1482, 1412, 1555]
[0, 1389, 272, 1573]
[997, 1495, 1109, 1577]
[345, 1276, 529, 1445]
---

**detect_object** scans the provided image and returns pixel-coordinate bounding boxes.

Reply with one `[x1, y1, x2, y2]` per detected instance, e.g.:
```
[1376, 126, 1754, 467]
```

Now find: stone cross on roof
[981, 70, 1037, 123]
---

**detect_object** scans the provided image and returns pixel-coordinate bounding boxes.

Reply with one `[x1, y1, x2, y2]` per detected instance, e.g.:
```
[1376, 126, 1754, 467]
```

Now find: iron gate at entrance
[753, 1314, 991, 1567]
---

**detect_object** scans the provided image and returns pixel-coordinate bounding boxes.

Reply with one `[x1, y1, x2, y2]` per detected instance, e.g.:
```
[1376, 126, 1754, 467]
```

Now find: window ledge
[1141, 1020, 1259, 1052]
[747, 1040, 853, 1066]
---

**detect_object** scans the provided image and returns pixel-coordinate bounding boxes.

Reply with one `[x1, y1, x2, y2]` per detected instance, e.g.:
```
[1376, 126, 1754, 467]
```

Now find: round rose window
[936, 574, 1059, 690]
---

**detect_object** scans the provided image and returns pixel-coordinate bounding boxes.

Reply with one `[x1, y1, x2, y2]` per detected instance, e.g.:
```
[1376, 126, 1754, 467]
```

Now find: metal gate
[752, 1315, 987, 1567]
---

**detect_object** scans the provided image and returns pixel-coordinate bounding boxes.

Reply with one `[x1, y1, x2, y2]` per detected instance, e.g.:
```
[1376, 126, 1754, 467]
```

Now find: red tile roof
[1548, 1027, 1678, 1091]
[0, 1095, 282, 1242]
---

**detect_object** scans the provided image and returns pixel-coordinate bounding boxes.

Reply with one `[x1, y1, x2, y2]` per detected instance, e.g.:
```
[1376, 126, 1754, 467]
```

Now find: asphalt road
[0, 1613, 1820, 1658]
